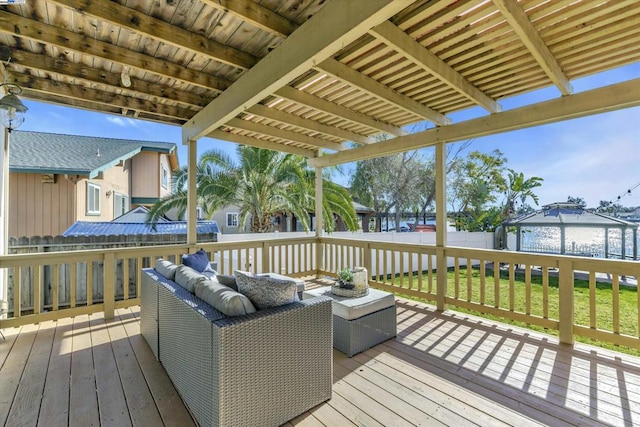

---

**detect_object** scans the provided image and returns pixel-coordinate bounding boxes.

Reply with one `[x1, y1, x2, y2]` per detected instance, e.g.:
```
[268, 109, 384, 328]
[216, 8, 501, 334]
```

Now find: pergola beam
[208, 130, 316, 158]
[9, 49, 210, 109]
[370, 21, 501, 113]
[492, 0, 573, 95]
[50, 0, 256, 70]
[308, 78, 640, 167]
[0, 10, 231, 92]
[274, 86, 407, 137]
[182, 0, 413, 143]
[225, 118, 346, 152]
[247, 104, 374, 145]
[200, 0, 297, 38]
[316, 58, 450, 125]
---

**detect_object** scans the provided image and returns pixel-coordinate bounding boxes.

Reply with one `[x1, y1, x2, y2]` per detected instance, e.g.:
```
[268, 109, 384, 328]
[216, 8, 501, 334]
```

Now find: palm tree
[147, 146, 358, 233]
[503, 169, 544, 218]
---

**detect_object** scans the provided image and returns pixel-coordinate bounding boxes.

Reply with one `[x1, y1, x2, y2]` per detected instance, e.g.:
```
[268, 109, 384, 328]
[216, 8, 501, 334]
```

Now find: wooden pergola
[0, 0, 638, 291]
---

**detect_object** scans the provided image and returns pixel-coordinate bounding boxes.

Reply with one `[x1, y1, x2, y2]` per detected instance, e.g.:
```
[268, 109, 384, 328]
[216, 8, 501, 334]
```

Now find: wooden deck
[2, 297, 640, 426]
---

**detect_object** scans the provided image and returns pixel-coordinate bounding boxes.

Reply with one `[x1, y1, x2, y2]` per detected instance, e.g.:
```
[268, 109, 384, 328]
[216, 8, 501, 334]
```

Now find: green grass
[390, 266, 640, 357]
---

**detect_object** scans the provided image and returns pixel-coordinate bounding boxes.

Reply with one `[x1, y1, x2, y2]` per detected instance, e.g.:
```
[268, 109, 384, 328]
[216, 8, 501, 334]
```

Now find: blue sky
[16, 64, 640, 209]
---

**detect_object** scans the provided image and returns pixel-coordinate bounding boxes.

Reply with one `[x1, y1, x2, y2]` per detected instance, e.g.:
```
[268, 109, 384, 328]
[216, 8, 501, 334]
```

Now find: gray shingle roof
[9, 130, 177, 178]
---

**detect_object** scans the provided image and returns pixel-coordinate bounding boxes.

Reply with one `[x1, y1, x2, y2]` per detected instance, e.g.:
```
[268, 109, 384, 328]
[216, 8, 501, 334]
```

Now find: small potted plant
[337, 267, 355, 289]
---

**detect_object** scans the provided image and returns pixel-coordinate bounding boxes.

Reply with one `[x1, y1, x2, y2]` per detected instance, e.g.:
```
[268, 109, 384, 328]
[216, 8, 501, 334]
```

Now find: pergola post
[187, 139, 198, 247]
[435, 141, 447, 311]
[315, 164, 324, 277]
[0, 128, 7, 314]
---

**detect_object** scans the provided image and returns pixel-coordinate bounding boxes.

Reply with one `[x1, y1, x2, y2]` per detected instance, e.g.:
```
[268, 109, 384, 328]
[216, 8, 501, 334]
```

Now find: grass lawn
[393, 266, 640, 357]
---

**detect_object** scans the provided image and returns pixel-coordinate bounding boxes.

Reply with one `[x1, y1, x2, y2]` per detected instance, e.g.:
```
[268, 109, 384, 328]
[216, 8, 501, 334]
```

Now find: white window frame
[227, 212, 239, 227]
[87, 182, 101, 215]
[161, 165, 169, 189]
[114, 192, 129, 217]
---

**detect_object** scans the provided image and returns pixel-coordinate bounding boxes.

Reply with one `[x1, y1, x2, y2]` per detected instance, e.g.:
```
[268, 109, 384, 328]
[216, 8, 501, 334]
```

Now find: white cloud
[105, 116, 138, 127]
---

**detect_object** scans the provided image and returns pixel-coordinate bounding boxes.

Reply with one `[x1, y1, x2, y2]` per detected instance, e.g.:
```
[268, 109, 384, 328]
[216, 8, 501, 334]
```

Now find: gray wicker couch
[141, 268, 333, 427]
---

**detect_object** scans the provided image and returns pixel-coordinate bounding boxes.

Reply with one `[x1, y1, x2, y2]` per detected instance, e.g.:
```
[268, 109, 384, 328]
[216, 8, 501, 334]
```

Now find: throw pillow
[234, 270, 298, 309]
[155, 259, 178, 281]
[174, 264, 208, 293]
[194, 279, 256, 317]
[182, 248, 210, 273]
[201, 264, 218, 280]
[216, 274, 238, 291]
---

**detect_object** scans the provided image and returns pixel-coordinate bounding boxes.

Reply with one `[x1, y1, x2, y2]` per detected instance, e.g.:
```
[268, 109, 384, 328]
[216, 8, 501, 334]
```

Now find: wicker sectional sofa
[141, 264, 333, 427]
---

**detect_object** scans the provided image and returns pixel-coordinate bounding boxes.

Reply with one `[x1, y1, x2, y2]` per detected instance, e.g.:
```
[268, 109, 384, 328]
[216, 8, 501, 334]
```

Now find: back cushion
[194, 280, 256, 317]
[155, 259, 178, 281]
[235, 270, 298, 309]
[174, 264, 207, 293]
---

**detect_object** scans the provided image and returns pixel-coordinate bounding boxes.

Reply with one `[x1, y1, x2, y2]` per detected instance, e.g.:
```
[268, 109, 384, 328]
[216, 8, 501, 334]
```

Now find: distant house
[9, 131, 179, 238]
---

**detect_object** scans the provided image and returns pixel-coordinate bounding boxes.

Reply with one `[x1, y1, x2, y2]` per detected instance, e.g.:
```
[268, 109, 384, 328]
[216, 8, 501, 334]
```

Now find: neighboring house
[8, 131, 178, 238]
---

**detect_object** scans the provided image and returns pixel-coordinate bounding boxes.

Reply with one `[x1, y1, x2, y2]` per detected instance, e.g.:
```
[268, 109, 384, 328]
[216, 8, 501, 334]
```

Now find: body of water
[520, 226, 639, 259]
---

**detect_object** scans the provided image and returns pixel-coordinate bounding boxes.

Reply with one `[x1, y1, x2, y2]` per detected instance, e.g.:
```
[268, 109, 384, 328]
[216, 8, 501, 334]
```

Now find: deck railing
[1, 235, 639, 350]
[0, 238, 316, 328]
[319, 237, 640, 349]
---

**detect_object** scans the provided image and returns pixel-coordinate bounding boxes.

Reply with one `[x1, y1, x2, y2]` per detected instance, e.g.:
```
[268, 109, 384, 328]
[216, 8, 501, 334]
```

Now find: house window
[161, 165, 169, 189]
[87, 182, 101, 215]
[227, 212, 239, 227]
[114, 193, 129, 217]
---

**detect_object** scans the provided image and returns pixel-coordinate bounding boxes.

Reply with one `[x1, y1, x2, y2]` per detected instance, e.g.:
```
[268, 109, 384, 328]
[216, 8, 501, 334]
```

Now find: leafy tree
[567, 195, 587, 208]
[349, 151, 423, 230]
[147, 146, 358, 233]
[447, 149, 508, 230]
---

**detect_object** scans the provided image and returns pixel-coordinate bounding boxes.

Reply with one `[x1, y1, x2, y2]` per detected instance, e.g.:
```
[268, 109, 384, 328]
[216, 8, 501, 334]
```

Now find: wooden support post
[103, 253, 115, 320]
[187, 139, 198, 247]
[315, 164, 324, 277]
[558, 259, 574, 345]
[435, 142, 447, 311]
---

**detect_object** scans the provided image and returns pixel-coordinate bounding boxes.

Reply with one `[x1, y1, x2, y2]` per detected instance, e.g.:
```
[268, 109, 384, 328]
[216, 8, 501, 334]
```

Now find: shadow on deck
[2, 286, 639, 426]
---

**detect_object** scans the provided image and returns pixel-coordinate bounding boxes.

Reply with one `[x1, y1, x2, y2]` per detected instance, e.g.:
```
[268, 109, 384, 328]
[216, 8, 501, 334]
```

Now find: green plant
[337, 267, 354, 283]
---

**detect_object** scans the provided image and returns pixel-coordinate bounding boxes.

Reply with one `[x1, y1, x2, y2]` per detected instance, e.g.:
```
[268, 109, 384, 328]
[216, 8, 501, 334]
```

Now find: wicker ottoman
[303, 286, 396, 357]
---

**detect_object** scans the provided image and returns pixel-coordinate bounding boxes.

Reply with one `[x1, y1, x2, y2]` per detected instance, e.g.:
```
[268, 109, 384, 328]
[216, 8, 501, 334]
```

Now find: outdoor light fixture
[0, 83, 28, 131]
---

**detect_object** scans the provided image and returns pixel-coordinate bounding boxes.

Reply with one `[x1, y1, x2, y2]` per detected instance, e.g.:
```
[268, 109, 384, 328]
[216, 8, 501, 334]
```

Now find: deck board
[2, 293, 640, 426]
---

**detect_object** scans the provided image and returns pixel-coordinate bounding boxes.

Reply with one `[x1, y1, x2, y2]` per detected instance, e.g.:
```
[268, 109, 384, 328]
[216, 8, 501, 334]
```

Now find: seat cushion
[194, 279, 256, 316]
[174, 264, 207, 293]
[303, 287, 395, 320]
[235, 270, 298, 309]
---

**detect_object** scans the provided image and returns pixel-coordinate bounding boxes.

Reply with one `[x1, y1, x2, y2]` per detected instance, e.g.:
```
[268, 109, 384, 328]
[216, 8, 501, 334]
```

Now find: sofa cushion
[235, 270, 298, 309]
[182, 248, 210, 273]
[194, 279, 256, 316]
[174, 264, 207, 293]
[216, 274, 238, 291]
[155, 259, 178, 281]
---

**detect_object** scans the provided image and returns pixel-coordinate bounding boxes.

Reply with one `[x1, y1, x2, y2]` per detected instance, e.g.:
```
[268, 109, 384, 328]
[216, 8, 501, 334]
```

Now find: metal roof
[506, 205, 638, 228]
[62, 220, 219, 237]
[9, 130, 178, 178]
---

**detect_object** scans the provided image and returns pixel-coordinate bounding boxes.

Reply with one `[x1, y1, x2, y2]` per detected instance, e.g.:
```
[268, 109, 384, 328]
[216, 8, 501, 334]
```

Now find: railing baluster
[613, 275, 620, 334]
[525, 264, 531, 315]
[493, 259, 500, 309]
[509, 263, 515, 312]
[104, 253, 115, 319]
[427, 253, 433, 293]
[123, 257, 129, 300]
[479, 260, 485, 305]
[408, 251, 413, 290]
[466, 258, 472, 302]
[417, 252, 423, 292]
[33, 264, 42, 314]
[13, 267, 21, 317]
[589, 271, 596, 329]
[454, 257, 460, 299]
[542, 266, 549, 319]
[52, 264, 59, 312]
